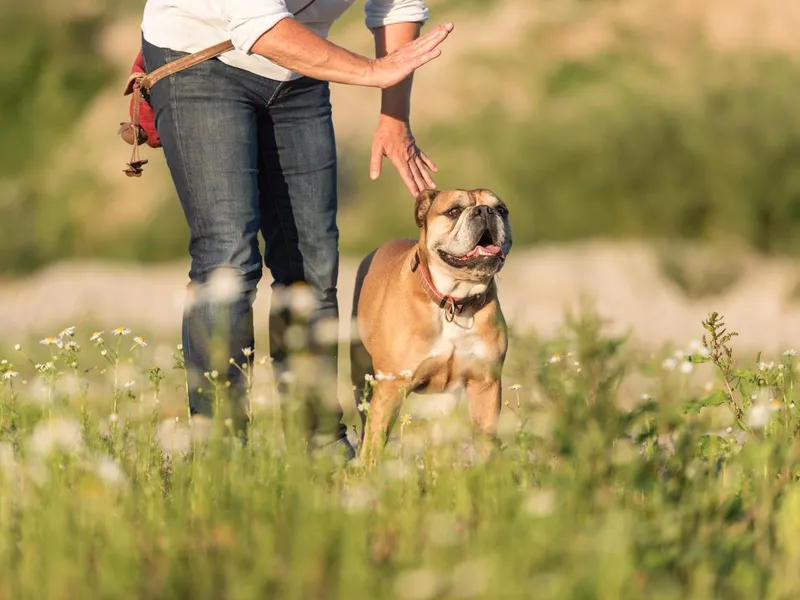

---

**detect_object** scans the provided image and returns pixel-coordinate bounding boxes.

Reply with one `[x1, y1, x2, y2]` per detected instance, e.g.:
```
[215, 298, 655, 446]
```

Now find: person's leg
[142, 39, 275, 428]
[257, 76, 351, 454]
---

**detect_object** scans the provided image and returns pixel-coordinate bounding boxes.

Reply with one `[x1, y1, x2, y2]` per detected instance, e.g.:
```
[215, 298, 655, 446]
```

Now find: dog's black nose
[472, 205, 489, 218]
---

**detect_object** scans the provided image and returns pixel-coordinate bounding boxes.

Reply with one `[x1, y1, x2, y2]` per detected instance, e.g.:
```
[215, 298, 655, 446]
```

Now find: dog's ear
[414, 189, 440, 228]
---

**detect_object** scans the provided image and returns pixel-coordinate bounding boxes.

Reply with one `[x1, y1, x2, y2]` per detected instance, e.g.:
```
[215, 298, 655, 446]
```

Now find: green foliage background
[3, 0, 800, 273]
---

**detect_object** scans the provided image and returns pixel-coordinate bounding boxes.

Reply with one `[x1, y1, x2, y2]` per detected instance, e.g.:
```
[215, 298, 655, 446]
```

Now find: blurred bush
[3, 0, 800, 274]
[342, 50, 800, 258]
[0, 5, 117, 274]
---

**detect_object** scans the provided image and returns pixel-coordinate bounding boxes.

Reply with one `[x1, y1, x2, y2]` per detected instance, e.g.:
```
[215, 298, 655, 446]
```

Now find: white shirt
[141, 0, 429, 81]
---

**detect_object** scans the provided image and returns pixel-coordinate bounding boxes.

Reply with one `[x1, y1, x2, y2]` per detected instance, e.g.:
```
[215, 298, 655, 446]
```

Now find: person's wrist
[359, 58, 382, 88]
[377, 113, 410, 130]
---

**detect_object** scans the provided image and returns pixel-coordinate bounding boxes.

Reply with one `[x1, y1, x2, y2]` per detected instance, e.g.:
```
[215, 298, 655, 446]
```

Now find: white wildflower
[375, 370, 395, 381]
[287, 283, 318, 318]
[13, 344, 20, 351]
[357, 400, 369, 413]
[132, 336, 147, 348]
[312, 316, 340, 346]
[59, 326, 75, 338]
[64, 341, 79, 351]
[176, 343, 183, 351]
[242, 347, 253, 357]
[548, 354, 562, 364]
[747, 404, 772, 430]
[364, 374, 374, 382]
[207, 267, 243, 304]
[746, 392, 780, 430]
[509, 384, 522, 391]
[278, 370, 296, 384]
[784, 349, 797, 357]
[90, 331, 104, 342]
[156, 418, 192, 456]
[100, 349, 108, 357]
[679, 361, 693, 375]
[94, 455, 127, 490]
[27, 417, 84, 458]
[3, 372, 18, 380]
[399, 369, 414, 379]
[39, 337, 63, 348]
[112, 327, 131, 336]
[686, 339, 710, 357]
[109, 413, 119, 423]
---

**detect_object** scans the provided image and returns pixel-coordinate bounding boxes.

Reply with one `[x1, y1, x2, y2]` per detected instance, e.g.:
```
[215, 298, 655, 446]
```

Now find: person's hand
[368, 23, 454, 89]
[370, 116, 437, 196]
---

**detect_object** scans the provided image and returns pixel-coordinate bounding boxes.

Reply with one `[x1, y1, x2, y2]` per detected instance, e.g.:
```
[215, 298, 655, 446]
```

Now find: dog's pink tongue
[465, 245, 502, 258]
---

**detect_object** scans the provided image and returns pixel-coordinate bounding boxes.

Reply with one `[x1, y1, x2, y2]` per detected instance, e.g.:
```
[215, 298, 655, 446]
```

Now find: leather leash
[120, 39, 234, 177]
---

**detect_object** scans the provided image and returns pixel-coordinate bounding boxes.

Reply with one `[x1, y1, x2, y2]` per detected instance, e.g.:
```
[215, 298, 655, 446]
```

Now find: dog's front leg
[466, 378, 502, 440]
[360, 380, 406, 466]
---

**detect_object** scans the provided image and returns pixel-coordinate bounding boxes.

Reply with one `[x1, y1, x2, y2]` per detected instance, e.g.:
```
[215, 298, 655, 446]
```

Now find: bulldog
[350, 188, 513, 461]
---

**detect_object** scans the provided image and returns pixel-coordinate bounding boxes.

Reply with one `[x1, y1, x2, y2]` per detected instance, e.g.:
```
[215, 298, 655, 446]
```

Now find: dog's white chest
[428, 312, 490, 363]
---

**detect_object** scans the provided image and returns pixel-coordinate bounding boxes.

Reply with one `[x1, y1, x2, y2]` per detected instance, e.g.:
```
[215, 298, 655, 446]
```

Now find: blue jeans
[142, 38, 349, 449]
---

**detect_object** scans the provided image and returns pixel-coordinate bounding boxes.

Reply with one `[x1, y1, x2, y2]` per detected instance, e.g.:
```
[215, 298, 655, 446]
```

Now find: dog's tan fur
[350, 188, 513, 462]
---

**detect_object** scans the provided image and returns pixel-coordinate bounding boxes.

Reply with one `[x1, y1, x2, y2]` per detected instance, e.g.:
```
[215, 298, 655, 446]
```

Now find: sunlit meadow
[3, 305, 800, 599]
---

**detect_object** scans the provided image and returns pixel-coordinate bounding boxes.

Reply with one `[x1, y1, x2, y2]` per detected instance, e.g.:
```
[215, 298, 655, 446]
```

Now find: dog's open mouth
[455, 230, 505, 262]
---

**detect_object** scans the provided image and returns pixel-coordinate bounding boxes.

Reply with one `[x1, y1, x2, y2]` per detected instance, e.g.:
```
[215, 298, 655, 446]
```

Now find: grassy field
[2, 306, 800, 599]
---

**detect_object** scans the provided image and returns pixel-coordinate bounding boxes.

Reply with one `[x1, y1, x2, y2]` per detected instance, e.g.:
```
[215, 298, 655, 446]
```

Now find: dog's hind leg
[349, 250, 377, 447]
[350, 340, 374, 447]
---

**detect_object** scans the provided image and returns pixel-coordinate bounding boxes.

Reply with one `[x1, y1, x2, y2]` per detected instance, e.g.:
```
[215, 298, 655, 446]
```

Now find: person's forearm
[373, 22, 422, 122]
[250, 18, 375, 86]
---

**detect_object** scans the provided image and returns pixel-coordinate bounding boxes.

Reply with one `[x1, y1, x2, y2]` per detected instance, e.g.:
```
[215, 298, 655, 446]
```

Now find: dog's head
[415, 188, 512, 281]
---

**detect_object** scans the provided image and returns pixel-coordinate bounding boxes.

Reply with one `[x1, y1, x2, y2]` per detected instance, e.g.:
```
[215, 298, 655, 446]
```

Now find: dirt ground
[3, 240, 800, 358]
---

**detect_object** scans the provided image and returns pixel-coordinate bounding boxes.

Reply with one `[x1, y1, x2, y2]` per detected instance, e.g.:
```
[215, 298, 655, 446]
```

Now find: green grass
[3, 307, 800, 598]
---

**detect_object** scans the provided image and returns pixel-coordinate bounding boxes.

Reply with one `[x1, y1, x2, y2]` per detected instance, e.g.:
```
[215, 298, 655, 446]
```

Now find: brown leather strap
[137, 40, 235, 95]
[120, 40, 234, 177]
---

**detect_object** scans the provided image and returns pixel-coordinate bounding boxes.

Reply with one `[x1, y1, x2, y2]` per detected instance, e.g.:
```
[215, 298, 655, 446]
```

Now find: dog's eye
[495, 204, 509, 216]
[445, 207, 462, 218]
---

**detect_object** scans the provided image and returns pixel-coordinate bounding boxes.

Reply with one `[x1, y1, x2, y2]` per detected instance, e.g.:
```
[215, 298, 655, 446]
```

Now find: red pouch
[120, 51, 161, 149]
